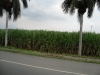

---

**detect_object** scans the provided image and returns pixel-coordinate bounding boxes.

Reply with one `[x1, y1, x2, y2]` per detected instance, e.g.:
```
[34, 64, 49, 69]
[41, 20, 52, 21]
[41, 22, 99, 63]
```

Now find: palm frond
[97, 0, 100, 9]
[61, 0, 72, 13]
[69, 0, 76, 15]
[13, 0, 21, 20]
[87, 6, 94, 18]
[0, 8, 3, 17]
[86, 0, 96, 18]
[8, 8, 12, 19]
[13, 0, 29, 20]
[21, 0, 28, 8]
[0, 0, 29, 20]
[0, 0, 3, 17]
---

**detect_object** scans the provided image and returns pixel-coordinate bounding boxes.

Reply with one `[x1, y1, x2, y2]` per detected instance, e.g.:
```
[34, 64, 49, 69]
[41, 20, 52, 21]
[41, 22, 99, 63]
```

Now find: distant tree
[61, 0, 96, 56]
[0, 0, 29, 46]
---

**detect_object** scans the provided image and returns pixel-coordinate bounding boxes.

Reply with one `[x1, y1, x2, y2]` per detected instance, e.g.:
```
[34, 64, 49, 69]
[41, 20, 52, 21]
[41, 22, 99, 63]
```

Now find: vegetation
[0, 46, 100, 64]
[0, 0, 29, 46]
[0, 29, 100, 57]
[61, 0, 96, 56]
[0, 0, 28, 20]
[97, 0, 100, 9]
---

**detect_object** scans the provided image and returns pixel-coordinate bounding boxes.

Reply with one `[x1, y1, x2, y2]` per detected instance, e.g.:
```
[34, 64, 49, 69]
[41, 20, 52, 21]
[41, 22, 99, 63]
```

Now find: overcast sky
[0, 0, 100, 33]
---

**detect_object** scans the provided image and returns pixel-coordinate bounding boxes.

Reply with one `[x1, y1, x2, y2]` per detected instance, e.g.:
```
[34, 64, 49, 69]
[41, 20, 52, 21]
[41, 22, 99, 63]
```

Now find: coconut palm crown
[0, 0, 28, 20]
[62, 0, 96, 20]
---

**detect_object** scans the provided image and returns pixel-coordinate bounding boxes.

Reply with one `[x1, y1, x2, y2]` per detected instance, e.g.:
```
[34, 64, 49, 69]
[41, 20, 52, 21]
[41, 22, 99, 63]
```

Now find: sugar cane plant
[0, 29, 100, 56]
[61, 0, 96, 56]
[0, 0, 29, 46]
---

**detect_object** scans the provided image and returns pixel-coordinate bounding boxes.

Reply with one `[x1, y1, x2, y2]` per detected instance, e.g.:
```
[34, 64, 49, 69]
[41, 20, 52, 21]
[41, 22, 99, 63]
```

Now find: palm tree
[61, 0, 96, 56]
[0, 0, 29, 46]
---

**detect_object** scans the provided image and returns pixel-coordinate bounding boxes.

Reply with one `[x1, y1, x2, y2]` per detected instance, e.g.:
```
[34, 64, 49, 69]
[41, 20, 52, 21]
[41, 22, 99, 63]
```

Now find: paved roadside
[0, 51, 100, 75]
[0, 47, 100, 64]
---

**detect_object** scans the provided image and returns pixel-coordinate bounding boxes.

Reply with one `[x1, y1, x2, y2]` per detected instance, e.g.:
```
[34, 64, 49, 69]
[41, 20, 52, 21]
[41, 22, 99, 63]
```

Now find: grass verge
[0, 46, 100, 64]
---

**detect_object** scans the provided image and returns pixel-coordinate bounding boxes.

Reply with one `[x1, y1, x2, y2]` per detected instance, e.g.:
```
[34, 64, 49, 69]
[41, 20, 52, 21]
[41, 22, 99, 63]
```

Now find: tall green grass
[0, 29, 100, 56]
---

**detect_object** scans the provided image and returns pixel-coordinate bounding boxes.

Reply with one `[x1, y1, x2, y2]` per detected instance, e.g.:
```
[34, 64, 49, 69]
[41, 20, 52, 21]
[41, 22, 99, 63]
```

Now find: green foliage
[0, 29, 100, 56]
[97, 0, 100, 8]
[0, 0, 28, 20]
[61, 0, 96, 19]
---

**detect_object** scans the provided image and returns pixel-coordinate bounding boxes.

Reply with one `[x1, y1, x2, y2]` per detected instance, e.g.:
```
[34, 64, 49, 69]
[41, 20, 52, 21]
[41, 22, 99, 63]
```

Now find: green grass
[0, 46, 100, 64]
[0, 46, 46, 57]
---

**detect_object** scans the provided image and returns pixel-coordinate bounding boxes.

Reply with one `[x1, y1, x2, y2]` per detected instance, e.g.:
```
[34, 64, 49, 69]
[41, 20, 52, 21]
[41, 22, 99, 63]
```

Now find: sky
[0, 0, 100, 33]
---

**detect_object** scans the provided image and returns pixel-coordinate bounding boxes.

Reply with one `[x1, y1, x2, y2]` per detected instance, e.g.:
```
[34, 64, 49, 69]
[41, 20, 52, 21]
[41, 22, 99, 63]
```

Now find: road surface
[0, 51, 100, 75]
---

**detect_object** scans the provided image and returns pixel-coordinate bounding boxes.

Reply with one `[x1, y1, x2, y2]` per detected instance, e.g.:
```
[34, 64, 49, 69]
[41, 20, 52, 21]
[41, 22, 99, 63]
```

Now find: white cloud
[0, 0, 100, 33]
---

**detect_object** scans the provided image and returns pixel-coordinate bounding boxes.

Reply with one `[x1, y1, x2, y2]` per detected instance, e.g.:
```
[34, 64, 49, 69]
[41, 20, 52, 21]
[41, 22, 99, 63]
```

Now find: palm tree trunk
[5, 11, 9, 46]
[78, 14, 83, 56]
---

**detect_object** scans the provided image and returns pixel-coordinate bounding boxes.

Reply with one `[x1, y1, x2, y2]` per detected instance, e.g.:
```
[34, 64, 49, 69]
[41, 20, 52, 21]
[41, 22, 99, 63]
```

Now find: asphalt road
[0, 51, 100, 75]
